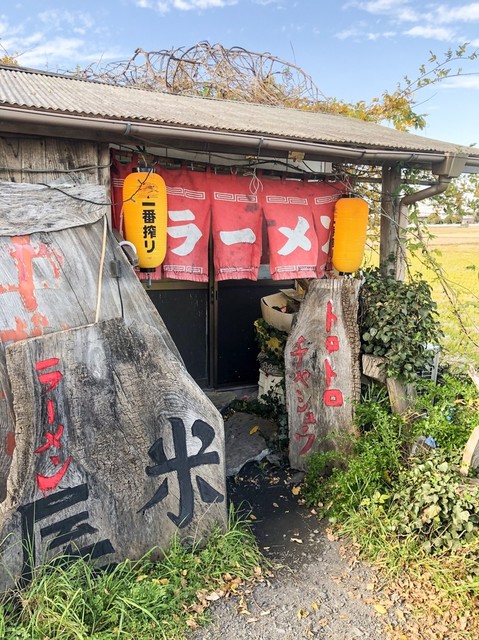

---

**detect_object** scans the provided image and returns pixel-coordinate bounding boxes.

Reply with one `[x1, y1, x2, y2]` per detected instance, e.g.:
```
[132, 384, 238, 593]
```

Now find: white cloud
[38, 10, 95, 35]
[335, 26, 396, 40]
[18, 37, 88, 67]
[345, 0, 420, 22]
[0, 17, 22, 40]
[343, 0, 479, 44]
[350, 0, 479, 25]
[351, 0, 400, 11]
[135, 0, 236, 10]
[0, 13, 121, 70]
[403, 25, 457, 40]
[440, 75, 479, 88]
[435, 2, 479, 23]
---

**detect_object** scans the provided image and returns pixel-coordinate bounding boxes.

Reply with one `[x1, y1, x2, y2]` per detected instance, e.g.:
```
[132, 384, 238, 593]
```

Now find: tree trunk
[0, 182, 226, 588]
[0, 319, 225, 589]
[285, 278, 361, 471]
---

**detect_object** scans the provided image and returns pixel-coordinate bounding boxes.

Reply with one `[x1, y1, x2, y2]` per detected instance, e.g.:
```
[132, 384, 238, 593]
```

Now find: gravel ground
[189, 461, 405, 640]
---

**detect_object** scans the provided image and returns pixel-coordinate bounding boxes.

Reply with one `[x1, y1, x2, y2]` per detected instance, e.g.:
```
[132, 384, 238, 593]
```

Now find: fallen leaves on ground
[373, 603, 388, 615]
[326, 528, 338, 542]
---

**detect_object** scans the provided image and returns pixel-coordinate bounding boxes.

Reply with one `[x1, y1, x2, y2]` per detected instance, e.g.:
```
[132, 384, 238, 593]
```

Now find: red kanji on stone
[47, 399, 56, 425]
[324, 359, 338, 388]
[325, 335, 340, 354]
[290, 336, 309, 369]
[302, 411, 316, 426]
[294, 369, 311, 388]
[35, 358, 60, 371]
[35, 424, 65, 453]
[297, 401, 310, 413]
[296, 389, 310, 413]
[36, 457, 72, 492]
[294, 431, 316, 455]
[323, 389, 344, 407]
[325, 301, 338, 333]
[35, 358, 63, 393]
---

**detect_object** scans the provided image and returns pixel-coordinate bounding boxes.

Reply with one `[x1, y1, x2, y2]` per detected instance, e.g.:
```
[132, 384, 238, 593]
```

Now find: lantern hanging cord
[245, 137, 264, 195]
[94, 214, 108, 324]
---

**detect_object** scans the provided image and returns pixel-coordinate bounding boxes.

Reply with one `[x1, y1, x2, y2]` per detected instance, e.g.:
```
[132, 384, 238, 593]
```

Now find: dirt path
[190, 461, 406, 640]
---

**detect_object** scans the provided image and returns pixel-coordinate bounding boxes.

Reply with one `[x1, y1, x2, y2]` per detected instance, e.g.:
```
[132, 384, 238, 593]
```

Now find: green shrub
[303, 396, 407, 519]
[358, 268, 443, 382]
[390, 455, 479, 552]
[253, 318, 287, 371]
[411, 375, 479, 451]
[304, 375, 479, 544]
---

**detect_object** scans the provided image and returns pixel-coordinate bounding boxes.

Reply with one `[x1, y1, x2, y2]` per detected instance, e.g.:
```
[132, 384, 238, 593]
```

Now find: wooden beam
[379, 164, 406, 280]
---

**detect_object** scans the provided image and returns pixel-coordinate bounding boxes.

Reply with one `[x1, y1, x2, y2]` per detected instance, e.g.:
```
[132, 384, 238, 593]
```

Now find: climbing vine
[358, 268, 443, 381]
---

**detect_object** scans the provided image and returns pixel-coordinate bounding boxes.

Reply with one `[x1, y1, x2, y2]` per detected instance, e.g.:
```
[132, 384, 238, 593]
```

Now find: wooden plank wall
[0, 135, 110, 187]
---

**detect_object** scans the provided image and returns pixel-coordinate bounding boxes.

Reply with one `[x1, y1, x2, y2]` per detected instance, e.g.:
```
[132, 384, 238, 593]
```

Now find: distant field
[364, 225, 479, 368]
[411, 225, 479, 367]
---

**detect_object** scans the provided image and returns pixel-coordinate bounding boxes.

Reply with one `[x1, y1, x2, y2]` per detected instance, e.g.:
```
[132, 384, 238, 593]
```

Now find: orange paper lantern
[331, 197, 369, 273]
[122, 171, 167, 271]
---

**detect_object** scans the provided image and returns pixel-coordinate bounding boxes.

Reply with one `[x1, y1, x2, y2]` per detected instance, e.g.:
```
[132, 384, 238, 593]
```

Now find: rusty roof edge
[1, 104, 479, 172]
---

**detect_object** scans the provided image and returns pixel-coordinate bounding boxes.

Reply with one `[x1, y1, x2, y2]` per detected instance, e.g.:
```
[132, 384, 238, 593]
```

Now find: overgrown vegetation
[0, 509, 265, 639]
[73, 42, 479, 135]
[228, 386, 288, 450]
[359, 268, 443, 381]
[253, 318, 287, 372]
[303, 374, 479, 636]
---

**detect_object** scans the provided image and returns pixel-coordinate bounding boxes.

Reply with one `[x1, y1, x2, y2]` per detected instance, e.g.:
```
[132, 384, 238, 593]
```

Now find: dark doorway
[146, 277, 292, 389]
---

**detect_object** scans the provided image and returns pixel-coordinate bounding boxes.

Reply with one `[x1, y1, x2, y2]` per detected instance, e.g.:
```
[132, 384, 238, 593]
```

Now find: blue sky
[1, 0, 479, 146]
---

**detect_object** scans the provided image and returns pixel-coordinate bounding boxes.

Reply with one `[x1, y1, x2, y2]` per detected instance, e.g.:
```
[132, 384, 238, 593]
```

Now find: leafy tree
[428, 174, 479, 222]
[0, 42, 18, 66]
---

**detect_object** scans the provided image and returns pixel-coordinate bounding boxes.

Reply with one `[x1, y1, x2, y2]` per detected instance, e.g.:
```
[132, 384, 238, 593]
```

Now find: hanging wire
[94, 215, 108, 324]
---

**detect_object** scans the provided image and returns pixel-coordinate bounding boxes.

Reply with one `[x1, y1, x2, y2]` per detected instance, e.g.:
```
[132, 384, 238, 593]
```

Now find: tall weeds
[0, 508, 264, 639]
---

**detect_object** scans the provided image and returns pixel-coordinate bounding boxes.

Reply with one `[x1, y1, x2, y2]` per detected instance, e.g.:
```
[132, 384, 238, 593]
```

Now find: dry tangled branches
[74, 41, 331, 109]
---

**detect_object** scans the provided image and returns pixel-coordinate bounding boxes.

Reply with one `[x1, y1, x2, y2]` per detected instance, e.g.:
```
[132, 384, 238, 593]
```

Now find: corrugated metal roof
[0, 64, 477, 157]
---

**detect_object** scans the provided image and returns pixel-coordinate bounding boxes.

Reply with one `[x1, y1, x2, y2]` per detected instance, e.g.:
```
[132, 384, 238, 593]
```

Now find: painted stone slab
[285, 278, 361, 471]
[0, 199, 180, 499]
[0, 318, 226, 589]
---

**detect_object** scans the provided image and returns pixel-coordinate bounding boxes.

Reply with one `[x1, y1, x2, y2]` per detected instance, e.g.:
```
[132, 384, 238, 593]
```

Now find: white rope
[95, 215, 108, 324]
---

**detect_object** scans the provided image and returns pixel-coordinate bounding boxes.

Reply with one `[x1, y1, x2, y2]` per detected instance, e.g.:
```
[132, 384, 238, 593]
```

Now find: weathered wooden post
[0, 182, 226, 589]
[285, 278, 361, 471]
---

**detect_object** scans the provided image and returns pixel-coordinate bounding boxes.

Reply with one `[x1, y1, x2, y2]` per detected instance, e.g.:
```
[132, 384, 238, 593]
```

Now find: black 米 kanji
[139, 417, 224, 528]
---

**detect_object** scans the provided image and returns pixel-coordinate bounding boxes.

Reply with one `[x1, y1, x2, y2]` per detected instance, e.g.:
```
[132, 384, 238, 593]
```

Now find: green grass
[0, 509, 265, 640]
[409, 226, 479, 368]
[365, 224, 479, 368]
[304, 375, 479, 638]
